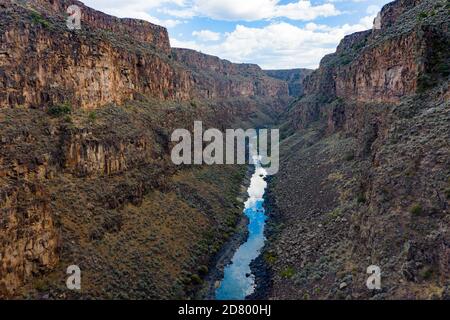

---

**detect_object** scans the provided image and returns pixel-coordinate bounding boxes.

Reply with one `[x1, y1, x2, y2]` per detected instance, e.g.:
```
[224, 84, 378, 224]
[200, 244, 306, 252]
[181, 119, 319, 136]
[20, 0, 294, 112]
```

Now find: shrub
[328, 208, 342, 220]
[88, 111, 97, 122]
[410, 204, 423, 215]
[344, 152, 355, 161]
[418, 12, 428, 19]
[63, 115, 73, 123]
[190, 274, 202, 285]
[34, 279, 49, 292]
[264, 252, 277, 265]
[30, 11, 50, 29]
[198, 265, 209, 275]
[48, 103, 72, 116]
[163, 88, 170, 99]
[357, 193, 367, 204]
[280, 266, 295, 279]
[445, 188, 450, 200]
[420, 266, 433, 280]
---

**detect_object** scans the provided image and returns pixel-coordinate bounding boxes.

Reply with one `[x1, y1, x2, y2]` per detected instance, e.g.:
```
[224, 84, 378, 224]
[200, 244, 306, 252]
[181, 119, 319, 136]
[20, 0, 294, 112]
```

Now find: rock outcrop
[0, 0, 290, 111]
[0, 183, 59, 295]
[0, 0, 194, 109]
[172, 48, 289, 99]
[288, 0, 448, 131]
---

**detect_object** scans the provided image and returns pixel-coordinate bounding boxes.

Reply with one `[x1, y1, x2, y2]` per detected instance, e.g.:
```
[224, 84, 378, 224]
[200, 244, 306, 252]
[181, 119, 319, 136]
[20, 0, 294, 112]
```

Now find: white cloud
[82, 0, 184, 27]
[84, 0, 341, 23]
[172, 14, 376, 69]
[163, 0, 341, 21]
[366, 4, 381, 15]
[326, 0, 368, 2]
[192, 30, 221, 41]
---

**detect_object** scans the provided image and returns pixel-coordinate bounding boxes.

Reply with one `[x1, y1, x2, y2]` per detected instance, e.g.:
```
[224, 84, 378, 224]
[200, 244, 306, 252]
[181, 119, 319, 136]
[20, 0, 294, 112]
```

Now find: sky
[82, 0, 392, 70]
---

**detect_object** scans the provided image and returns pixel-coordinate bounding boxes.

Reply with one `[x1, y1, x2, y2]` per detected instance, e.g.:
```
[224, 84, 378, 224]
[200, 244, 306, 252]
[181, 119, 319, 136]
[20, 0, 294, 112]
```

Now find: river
[215, 155, 268, 300]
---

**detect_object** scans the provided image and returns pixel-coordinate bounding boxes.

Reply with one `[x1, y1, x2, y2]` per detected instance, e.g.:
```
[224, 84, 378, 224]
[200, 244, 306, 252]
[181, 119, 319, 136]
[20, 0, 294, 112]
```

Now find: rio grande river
[215, 156, 268, 300]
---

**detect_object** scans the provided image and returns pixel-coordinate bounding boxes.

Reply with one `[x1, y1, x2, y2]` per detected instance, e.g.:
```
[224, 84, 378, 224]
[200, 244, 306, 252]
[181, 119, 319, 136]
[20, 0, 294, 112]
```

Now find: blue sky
[83, 0, 392, 69]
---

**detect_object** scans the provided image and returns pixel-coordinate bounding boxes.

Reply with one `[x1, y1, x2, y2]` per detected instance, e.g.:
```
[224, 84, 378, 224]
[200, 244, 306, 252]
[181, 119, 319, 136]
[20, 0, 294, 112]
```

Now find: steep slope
[173, 48, 289, 100]
[258, 0, 449, 300]
[0, 0, 292, 298]
[264, 69, 313, 97]
[172, 48, 291, 120]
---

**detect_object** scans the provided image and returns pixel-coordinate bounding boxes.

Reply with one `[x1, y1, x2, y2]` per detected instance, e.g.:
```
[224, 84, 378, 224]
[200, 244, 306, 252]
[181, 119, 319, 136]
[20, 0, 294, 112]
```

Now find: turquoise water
[215, 162, 268, 300]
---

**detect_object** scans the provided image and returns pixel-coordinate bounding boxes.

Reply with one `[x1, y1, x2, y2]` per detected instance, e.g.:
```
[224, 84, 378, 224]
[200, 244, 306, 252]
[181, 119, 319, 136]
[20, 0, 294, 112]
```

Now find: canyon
[0, 0, 449, 300]
[254, 0, 449, 300]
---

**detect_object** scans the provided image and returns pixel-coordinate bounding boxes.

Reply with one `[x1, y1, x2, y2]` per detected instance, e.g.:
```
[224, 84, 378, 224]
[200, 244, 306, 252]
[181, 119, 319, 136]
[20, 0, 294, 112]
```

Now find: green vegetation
[33, 279, 49, 292]
[30, 11, 50, 29]
[48, 103, 72, 116]
[163, 88, 170, 98]
[445, 188, 450, 200]
[357, 193, 367, 204]
[417, 31, 450, 93]
[190, 274, 203, 285]
[344, 152, 355, 161]
[410, 204, 423, 215]
[328, 208, 342, 220]
[198, 265, 209, 275]
[63, 115, 73, 123]
[280, 266, 296, 279]
[88, 111, 97, 122]
[418, 11, 428, 20]
[420, 266, 433, 280]
[264, 252, 277, 265]
[339, 54, 353, 66]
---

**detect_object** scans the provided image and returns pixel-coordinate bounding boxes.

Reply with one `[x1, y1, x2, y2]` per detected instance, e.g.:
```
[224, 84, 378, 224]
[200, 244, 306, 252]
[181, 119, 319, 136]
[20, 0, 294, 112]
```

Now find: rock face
[289, 0, 449, 131]
[0, 184, 59, 295]
[298, 0, 445, 107]
[0, 0, 290, 111]
[264, 69, 313, 97]
[0, 0, 194, 109]
[62, 129, 152, 177]
[172, 48, 289, 99]
[302, 28, 423, 104]
[261, 0, 450, 300]
[379, 0, 425, 29]
[22, 0, 172, 52]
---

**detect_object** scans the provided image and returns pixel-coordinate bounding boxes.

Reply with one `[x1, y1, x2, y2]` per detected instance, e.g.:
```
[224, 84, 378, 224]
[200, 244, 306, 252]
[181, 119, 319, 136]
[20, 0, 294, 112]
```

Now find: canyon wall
[0, 0, 194, 110]
[264, 69, 313, 97]
[290, 0, 448, 130]
[0, 0, 290, 111]
[172, 48, 289, 99]
[20, 0, 171, 52]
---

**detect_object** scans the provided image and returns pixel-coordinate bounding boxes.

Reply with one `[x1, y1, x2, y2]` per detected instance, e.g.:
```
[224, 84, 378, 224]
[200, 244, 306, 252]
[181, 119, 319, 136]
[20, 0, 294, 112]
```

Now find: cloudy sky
[83, 0, 391, 69]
